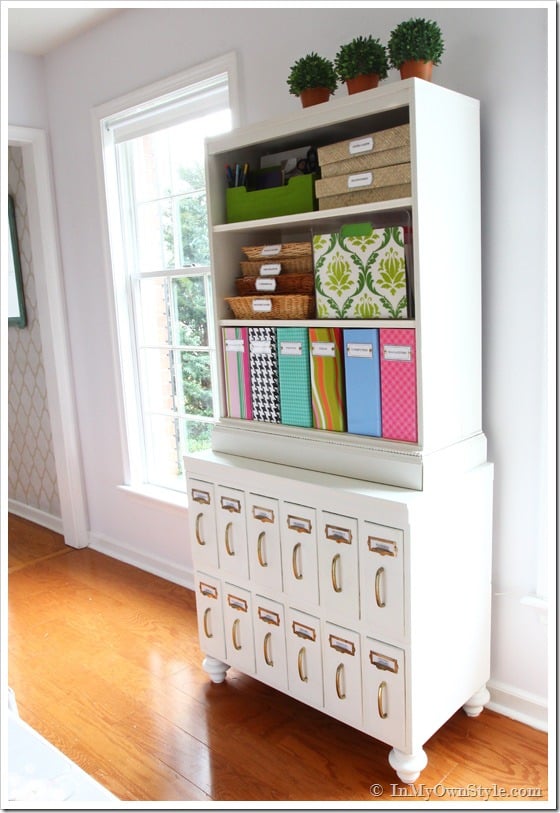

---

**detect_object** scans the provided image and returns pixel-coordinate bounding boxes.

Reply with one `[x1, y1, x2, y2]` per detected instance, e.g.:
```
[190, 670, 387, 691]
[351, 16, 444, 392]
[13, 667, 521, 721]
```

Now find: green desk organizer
[226, 174, 317, 223]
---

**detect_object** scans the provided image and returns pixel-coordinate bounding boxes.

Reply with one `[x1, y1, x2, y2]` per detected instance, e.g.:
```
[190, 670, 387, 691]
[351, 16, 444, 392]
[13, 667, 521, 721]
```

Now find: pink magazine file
[379, 328, 417, 442]
[222, 327, 252, 420]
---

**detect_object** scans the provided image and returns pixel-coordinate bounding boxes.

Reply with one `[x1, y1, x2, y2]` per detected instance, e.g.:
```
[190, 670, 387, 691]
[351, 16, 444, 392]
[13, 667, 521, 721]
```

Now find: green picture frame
[8, 193, 27, 328]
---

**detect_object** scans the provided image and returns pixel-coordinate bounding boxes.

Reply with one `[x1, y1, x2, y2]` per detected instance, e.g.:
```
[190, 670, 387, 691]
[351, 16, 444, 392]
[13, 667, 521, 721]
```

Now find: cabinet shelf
[220, 319, 416, 329]
[212, 197, 413, 235]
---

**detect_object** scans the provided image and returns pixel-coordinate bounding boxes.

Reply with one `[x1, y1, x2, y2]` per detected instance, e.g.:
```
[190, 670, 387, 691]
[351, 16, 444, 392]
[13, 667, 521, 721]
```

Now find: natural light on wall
[98, 65, 233, 494]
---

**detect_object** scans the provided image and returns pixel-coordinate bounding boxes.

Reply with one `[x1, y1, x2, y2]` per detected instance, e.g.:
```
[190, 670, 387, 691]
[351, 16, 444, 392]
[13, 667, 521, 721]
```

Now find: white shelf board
[213, 197, 413, 234]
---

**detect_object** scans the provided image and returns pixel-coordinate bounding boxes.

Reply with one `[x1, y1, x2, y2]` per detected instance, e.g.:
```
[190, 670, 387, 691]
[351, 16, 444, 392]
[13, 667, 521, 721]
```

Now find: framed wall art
[8, 193, 27, 328]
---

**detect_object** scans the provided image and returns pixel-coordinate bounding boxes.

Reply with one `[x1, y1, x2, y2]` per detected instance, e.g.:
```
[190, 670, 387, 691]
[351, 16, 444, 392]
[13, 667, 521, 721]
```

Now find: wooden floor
[7, 514, 549, 804]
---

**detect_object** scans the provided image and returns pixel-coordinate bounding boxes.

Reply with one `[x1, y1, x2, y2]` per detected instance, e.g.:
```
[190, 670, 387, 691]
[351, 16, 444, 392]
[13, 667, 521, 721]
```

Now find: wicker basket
[240, 257, 313, 277]
[235, 273, 315, 296]
[241, 242, 312, 261]
[225, 294, 315, 320]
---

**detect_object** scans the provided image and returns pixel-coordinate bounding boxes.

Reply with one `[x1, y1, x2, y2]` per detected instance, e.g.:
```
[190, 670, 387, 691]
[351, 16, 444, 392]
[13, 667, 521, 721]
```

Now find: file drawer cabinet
[323, 622, 362, 729]
[190, 479, 218, 570]
[318, 512, 359, 624]
[194, 573, 226, 662]
[362, 638, 406, 751]
[360, 522, 405, 642]
[247, 494, 282, 591]
[216, 486, 248, 579]
[185, 451, 493, 784]
[286, 608, 323, 706]
[185, 80, 493, 788]
[280, 502, 318, 605]
[254, 596, 288, 691]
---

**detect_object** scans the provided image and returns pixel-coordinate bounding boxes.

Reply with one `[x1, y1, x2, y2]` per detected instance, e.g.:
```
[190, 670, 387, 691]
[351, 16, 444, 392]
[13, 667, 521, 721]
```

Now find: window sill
[117, 483, 188, 513]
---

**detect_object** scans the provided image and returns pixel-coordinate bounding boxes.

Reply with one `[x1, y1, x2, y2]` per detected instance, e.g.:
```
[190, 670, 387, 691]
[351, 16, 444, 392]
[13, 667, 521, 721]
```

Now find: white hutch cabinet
[185, 79, 493, 785]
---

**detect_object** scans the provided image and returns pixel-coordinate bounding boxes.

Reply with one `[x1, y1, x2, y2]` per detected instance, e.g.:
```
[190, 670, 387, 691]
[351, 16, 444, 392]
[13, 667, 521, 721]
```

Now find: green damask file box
[312, 219, 412, 320]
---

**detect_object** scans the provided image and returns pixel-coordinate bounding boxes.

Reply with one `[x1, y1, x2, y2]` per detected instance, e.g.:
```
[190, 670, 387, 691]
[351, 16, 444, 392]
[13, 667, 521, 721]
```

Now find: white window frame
[92, 53, 240, 502]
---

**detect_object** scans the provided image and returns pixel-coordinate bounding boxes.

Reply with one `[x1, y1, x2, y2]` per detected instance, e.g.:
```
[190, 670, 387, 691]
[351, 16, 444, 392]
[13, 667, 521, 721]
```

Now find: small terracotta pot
[346, 74, 380, 94]
[299, 87, 331, 108]
[399, 60, 433, 81]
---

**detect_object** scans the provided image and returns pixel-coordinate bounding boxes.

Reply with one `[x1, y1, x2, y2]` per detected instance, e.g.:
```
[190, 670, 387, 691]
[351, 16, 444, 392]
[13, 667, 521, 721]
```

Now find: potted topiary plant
[287, 52, 337, 108]
[334, 35, 389, 94]
[387, 17, 444, 81]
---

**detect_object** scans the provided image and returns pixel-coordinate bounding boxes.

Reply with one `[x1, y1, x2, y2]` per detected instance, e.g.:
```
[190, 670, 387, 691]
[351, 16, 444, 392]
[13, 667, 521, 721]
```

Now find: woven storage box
[240, 256, 313, 277]
[318, 183, 412, 210]
[241, 242, 312, 261]
[317, 124, 410, 167]
[226, 294, 315, 320]
[320, 144, 410, 179]
[315, 163, 411, 199]
[235, 273, 315, 296]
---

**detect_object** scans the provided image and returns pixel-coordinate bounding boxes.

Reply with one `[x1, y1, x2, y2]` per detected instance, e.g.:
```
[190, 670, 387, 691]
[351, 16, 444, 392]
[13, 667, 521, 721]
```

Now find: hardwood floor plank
[7, 513, 549, 804]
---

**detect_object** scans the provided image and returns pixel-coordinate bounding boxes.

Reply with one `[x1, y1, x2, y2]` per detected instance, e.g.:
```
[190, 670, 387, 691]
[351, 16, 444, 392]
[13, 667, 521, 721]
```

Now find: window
[97, 58, 236, 494]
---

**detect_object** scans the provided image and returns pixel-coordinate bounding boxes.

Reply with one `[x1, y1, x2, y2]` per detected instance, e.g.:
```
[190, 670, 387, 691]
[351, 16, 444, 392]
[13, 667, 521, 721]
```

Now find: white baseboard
[88, 531, 195, 592]
[487, 679, 548, 732]
[8, 500, 64, 536]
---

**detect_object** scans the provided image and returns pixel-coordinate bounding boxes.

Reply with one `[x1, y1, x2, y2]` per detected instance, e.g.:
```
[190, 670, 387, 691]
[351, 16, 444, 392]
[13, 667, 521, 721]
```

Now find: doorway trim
[8, 125, 89, 548]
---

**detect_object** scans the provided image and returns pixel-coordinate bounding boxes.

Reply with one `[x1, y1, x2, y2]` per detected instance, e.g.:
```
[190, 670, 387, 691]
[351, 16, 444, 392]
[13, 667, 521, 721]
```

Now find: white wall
[8, 6, 551, 728]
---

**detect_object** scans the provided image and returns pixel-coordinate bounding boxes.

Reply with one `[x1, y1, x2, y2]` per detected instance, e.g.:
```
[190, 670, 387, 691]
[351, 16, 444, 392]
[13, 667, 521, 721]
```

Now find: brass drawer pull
[257, 531, 267, 567]
[232, 618, 241, 650]
[297, 646, 308, 682]
[375, 566, 386, 607]
[225, 521, 234, 556]
[203, 607, 212, 638]
[292, 543, 303, 580]
[264, 632, 273, 666]
[335, 663, 346, 699]
[195, 513, 205, 546]
[378, 680, 388, 719]
[331, 553, 342, 593]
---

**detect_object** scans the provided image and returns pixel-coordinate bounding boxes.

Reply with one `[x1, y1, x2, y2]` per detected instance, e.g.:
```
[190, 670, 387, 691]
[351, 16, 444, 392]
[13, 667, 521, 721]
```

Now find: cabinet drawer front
[247, 494, 282, 592]
[254, 596, 287, 690]
[280, 502, 319, 605]
[360, 522, 405, 640]
[216, 486, 249, 579]
[318, 512, 360, 623]
[188, 479, 219, 570]
[224, 584, 255, 673]
[323, 623, 362, 729]
[286, 608, 323, 707]
[194, 573, 226, 661]
[362, 638, 406, 751]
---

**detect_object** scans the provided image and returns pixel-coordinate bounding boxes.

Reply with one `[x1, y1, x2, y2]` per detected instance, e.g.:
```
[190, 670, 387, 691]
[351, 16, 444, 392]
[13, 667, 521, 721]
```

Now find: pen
[225, 164, 234, 187]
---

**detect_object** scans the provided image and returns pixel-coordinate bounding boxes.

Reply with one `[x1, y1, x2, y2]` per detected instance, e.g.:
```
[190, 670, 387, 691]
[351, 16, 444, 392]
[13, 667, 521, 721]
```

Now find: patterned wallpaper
[8, 146, 61, 518]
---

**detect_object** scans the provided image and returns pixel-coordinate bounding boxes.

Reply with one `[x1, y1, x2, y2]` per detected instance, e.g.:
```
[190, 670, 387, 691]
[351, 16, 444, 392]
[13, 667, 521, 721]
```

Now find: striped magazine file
[277, 327, 313, 428]
[222, 327, 252, 420]
[309, 327, 346, 432]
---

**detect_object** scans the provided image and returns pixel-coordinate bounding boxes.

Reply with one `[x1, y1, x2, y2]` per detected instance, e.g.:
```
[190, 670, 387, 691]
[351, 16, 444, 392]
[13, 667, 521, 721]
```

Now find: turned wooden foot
[202, 655, 230, 684]
[388, 746, 428, 784]
[463, 685, 490, 717]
